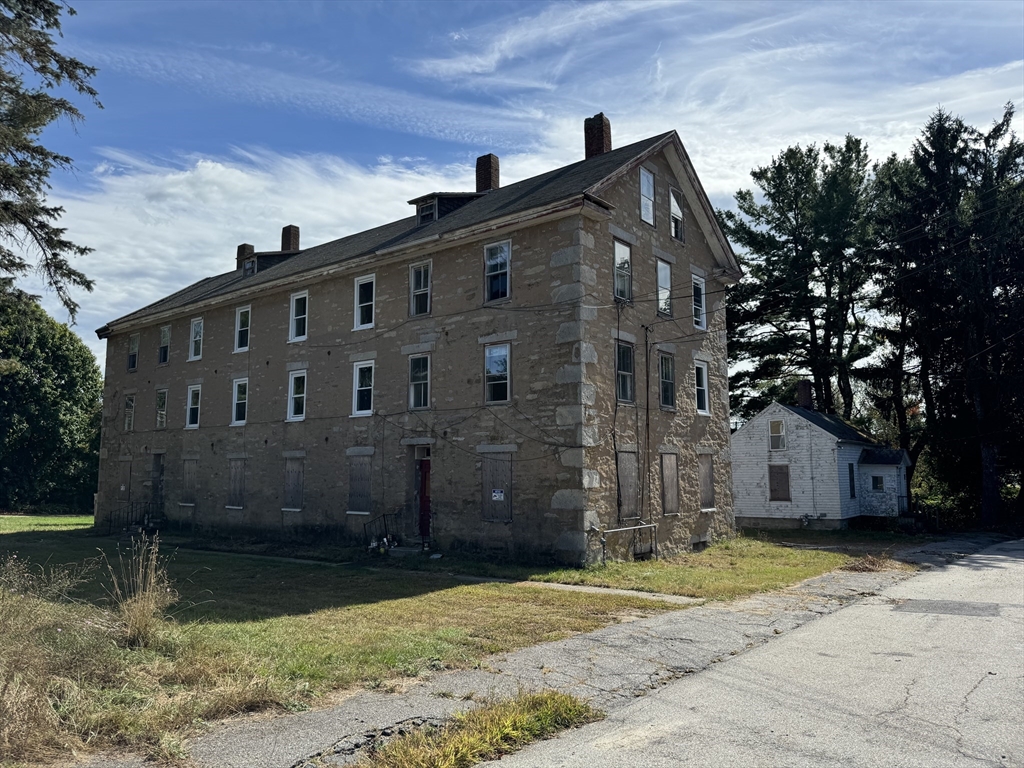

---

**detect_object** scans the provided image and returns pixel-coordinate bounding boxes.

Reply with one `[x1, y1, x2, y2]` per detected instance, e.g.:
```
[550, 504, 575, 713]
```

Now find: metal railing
[591, 522, 658, 565]
[105, 501, 164, 535]
[364, 513, 398, 546]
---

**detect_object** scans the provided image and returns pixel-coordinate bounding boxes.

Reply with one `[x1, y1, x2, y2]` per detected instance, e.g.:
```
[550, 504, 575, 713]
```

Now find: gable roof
[98, 131, 739, 337]
[859, 448, 908, 465]
[779, 405, 879, 444]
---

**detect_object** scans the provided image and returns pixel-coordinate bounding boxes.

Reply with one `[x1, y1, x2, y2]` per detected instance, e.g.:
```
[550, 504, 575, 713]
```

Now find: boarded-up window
[118, 460, 132, 503]
[660, 453, 679, 515]
[228, 459, 245, 508]
[848, 463, 856, 498]
[349, 455, 372, 513]
[617, 451, 639, 520]
[181, 459, 197, 505]
[151, 454, 164, 508]
[769, 464, 791, 502]
[699, 454, 715, 510]
[481, 453, 512, 521]
[283, 458, 303, 510]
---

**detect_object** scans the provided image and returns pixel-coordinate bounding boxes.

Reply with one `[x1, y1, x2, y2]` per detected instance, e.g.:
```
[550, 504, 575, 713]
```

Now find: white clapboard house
[731, 399, 911, 529]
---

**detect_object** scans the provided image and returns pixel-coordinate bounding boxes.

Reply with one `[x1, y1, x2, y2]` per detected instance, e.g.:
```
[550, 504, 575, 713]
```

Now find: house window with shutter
[283, 458, 303, 511]
[769, 464, 791, 502]
[617, 450, 639, 520]
[348, 455, 372, 513]
[227, 459, 245, 509]
[699, 454, 715, 510]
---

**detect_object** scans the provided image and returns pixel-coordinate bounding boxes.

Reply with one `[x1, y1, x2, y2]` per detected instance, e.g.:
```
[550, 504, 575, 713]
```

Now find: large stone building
[95, 115, 742, 563]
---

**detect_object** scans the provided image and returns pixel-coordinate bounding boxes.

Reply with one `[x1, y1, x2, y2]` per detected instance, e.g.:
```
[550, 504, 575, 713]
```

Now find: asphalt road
[486, 538, 1024, 768]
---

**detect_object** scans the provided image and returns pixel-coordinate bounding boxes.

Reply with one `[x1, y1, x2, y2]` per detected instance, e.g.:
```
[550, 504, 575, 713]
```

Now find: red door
[418, 458, 431, 539]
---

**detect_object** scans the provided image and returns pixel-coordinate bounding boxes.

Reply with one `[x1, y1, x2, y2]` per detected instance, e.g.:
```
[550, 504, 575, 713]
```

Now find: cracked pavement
[83, 533, 1019, 768]
[483, 536, 1024, 768]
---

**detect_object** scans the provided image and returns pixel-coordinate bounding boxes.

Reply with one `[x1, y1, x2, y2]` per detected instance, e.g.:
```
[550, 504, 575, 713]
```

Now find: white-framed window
[189, 318, 203, 361]
[409, 355, 430, 409]
[670, 188, 685, 242]
[287, 370, 307, 421]
[614, 240, 632, 302]
[417, 199, 436, 225]
[640, 166, 655, 225]
[127, 333, 139, 371]
[695, 361, 710, 415]
[657, 259, 672, 316]
[354, 275, 375, 330]
[289, 291, 308, 342]
[410, 261, 431, 316]
[693, 275, 706, 329]
[769, 419, 786, 450]
[155, 389, 167, 429]
[352, 361, 374, 416]
[872, 475, 885, 492]
[616, 342, 635, 403]
[232, 378, 248, 425]
[124, 395, 135, 431]
[186, 384, 201, 428]
[484, 343, 510, 403]
[484, 240, 510, 302]
[235, 306, 250, 352]
[659, 353, 675, 409]
[158, 325, 170, 365]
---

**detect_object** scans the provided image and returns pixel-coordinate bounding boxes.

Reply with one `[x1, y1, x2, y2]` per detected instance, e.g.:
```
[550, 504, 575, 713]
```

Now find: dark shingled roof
[100, 133, 673, 333]
[780, 405, 878, 444]
[859, 448, 907, 465]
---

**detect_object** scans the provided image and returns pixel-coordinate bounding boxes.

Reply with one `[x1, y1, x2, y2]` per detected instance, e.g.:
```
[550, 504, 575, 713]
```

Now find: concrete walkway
[86, 533, 1005, 768]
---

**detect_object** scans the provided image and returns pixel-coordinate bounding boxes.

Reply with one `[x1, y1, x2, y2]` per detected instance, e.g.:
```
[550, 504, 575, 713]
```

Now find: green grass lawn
[0, 515, 895, 762]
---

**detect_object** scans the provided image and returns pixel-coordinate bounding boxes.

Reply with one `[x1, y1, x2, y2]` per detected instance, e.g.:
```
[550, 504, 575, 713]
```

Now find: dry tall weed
[103, 535, 178, 648]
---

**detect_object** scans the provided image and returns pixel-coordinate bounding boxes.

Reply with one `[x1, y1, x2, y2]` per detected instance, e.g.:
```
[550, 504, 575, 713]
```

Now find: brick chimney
[796, 380, 813, 410]
[585, 112, 612, 158]
[281, 224, 300, 252]
[236, 243, 254, 270]
[476, 154, 499, 193]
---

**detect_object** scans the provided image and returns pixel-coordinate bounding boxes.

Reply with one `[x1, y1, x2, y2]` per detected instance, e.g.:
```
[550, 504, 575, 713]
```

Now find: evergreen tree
[1, 0, 98, 319]
[722, 136, 873, 420]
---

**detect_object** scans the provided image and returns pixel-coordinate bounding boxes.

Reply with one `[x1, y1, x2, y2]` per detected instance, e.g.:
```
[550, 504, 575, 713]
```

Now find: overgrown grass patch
[357, 690, 601, 768]
[0, 516, 667, 762]
[378, 537, 854, 600]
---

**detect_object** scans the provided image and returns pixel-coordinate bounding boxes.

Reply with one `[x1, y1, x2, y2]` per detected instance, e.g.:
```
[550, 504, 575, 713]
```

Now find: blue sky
[28, 0, 1024, 365]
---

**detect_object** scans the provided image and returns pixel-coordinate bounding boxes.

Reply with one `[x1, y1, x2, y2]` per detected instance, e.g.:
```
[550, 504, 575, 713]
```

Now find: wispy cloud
[80, 45, 547, 149]
[35, 149, 478, 364]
